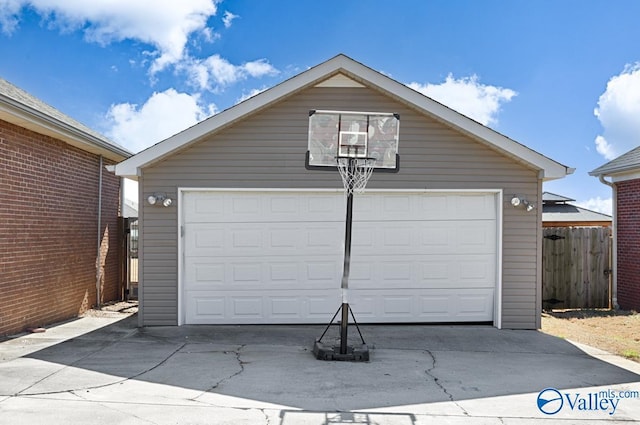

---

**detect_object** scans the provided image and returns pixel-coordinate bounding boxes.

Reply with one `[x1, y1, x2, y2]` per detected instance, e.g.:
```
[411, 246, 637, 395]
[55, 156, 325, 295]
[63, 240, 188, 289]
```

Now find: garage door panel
[186, 223, 343, 257]
[185, 290, 341, 324]
[450, 194, 496, 220]
[352, 220, 496, 255]
[456, 222, 497, 252]
[185, 191, 345, 223]
[349, 254, 496, 289]
[349, 289, 494, 322]
[185, 260, 226, 287]
[188, 296, 226, 322]
[355, 193, 496, 221]
[185, 257, 340, 291]
[457, 293, 494, 318]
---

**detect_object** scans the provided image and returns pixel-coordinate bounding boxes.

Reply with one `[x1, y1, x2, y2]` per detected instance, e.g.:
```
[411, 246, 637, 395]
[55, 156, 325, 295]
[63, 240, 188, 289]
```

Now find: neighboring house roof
[0, 77, 132, 162]
[589, 145, 640, 178]
[115, 54, 573, 180]
[542, 191, 611, 226]
[542, 192, 575, 203]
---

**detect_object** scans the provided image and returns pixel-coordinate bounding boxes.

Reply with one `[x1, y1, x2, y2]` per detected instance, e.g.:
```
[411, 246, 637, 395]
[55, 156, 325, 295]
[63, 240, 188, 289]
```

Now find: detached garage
[115, 55, 572, 329]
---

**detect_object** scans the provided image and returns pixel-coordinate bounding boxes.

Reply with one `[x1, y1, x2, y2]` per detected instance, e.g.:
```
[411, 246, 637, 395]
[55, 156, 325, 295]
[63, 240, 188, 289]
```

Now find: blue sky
[2, 0, 640, 213]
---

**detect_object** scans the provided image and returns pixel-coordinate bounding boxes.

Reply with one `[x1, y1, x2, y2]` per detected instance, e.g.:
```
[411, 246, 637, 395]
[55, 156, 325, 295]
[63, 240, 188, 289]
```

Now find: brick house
[0, 78, 132, 336]
[590, 146, 640, 311]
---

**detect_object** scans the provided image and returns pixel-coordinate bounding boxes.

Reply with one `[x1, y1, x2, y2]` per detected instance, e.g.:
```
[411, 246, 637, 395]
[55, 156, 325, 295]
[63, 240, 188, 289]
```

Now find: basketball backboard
[305, 110, 400, 171]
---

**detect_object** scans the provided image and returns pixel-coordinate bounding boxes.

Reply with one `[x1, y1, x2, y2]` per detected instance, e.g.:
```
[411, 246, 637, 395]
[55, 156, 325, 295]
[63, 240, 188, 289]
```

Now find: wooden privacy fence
[542, 226, 611, 309]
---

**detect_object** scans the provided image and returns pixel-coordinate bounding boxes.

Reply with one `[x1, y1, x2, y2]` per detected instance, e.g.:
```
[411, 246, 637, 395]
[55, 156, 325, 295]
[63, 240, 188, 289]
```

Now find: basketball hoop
[336, 156, 376, 195]
[306, 110, 400, 362]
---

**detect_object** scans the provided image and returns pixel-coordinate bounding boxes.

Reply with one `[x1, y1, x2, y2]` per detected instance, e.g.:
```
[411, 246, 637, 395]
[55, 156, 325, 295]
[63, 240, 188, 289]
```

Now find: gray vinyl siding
[140, 86, 541, 329]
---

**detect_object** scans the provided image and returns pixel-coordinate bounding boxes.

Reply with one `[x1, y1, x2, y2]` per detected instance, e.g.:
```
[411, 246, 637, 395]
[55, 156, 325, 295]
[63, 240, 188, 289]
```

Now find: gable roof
[115, 54, 572, 180]
[589, 145, 640, 177]
[0, 77, 132, 162]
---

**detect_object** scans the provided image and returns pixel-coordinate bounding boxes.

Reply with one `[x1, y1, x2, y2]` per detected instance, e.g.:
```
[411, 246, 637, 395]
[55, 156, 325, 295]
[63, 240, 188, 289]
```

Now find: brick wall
[616, 178, 640, 311]
[0, 119, 122, 336]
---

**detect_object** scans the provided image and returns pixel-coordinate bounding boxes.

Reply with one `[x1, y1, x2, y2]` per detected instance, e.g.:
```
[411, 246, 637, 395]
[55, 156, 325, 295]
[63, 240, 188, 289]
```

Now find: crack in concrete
[128, 342, 188, 380]
[423, 350, 469, 416]
[12, 343, 126, 396]
[193, 345, 246, 401]
[8, 342, 187, 398]
[259, 407, 272, 425]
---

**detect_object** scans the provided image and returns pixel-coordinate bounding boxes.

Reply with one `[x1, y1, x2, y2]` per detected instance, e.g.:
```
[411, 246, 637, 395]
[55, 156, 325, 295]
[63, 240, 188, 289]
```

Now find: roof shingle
[590, 145, 640, 176]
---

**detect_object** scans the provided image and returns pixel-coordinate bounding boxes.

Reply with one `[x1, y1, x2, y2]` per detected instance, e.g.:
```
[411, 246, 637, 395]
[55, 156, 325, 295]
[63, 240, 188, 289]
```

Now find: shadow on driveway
[2, 315, 639, 413]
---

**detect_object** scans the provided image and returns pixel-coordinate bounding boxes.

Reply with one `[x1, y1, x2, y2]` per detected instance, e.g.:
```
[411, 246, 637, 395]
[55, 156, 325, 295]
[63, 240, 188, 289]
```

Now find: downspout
[119, 176, 126, 301]
[96, 155, 104, 308]
[120, 177, 126, 217]
[598, 175, 618, 309]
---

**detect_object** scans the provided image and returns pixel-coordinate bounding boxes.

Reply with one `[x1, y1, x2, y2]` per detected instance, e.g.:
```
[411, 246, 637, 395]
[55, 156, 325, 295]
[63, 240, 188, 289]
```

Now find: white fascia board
[611, 170, 640, 183]
[115, 56, 352, 178]
[337, 59, 572, 181]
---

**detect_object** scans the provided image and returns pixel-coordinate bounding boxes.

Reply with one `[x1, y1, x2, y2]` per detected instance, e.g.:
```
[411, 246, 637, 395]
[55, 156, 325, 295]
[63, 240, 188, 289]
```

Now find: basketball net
[336, 157, 376, 195]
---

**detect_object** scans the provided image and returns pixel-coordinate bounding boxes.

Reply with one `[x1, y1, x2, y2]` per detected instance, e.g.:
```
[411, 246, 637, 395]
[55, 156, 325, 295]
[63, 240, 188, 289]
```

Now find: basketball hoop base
[312, 303, 369, 362]
[312, 340, 369, 362]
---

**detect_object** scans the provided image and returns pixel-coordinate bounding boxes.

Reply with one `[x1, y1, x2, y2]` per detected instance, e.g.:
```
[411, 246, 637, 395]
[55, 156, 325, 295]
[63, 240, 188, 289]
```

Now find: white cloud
[594, 63, 640, 160]
[237, 86, 268, 103]
[2, 0, 218, 73]
[105, 88, 216, 153]
[182, 54, 279, 91]
[408, 74, 516, 126]
[222, 11, 238, 28]
[575, 197, 613, 216]
[0, 0, 23, 34]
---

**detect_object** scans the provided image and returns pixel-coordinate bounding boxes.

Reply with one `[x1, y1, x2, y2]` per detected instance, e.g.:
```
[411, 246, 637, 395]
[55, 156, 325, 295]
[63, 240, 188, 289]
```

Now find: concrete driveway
[1, 314, 639, 424]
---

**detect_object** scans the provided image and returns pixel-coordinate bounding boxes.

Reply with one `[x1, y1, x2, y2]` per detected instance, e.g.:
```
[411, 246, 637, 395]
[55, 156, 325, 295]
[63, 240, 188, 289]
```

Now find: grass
[622, 349, 640, 360]
[541, 309, 640, 363]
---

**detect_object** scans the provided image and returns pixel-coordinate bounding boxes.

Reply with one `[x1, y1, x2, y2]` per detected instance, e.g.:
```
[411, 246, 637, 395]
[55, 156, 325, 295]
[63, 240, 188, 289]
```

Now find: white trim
[313, 109, 398, 116]
[180, 187, 500, 194]
[177, 189, 185, 326]
[611, 171, 640, 183]
[495, 190, 504, 329]
[0, 97, 131, 161]
[116, 57, 352, 177]
[179, 187, 343, 193]
[115, 55, 571, 181]
[177, 187, 503, 328]
[535, 180, 543, 329]
[315, 73, 365, 88]
[611, 184, 618, 309]
[137, 176, 145, 328]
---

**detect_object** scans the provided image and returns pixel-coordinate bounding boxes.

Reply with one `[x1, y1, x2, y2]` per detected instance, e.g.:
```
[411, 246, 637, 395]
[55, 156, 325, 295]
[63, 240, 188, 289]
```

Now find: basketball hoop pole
[313, 157, 369, 361]
[339, 160, 355, 355]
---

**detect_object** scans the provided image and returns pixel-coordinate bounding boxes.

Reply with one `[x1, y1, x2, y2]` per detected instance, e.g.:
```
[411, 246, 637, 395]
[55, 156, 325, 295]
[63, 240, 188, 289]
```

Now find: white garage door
[181, 190, 498, 324]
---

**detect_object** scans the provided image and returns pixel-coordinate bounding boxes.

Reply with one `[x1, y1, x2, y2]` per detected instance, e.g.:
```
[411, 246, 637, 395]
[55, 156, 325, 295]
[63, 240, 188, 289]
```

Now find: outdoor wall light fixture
[147, 193, 172, 207]
[510, 195, 535, 212]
